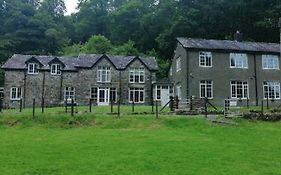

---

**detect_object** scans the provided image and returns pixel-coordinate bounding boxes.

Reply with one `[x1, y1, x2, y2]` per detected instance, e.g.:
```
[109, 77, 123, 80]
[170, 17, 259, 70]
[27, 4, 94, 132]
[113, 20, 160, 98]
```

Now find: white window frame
[262, 55, 279, 70]
[64, 87, 75, 101]
[263, 81, 280, 99]
[199, 52, 212, 67]
[10, 87, 22, 100]
[176, 56, 181, 72]
[51, 64, 61, 75]
[200, 80, 213, 99]
[0, 88, 3, 99]
[156, 85, 161, 100]
[230, 81, 249, 99]
[129, 67, 145, 83]
[230, 53, 248, 69]
[27, 63, 39, 74]
[97, 66, 111, 83]
[129, 87, 145, 103]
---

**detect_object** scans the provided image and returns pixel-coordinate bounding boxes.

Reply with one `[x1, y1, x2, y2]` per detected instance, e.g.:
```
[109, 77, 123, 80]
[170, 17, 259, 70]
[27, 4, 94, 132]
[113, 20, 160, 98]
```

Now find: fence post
[0, 98, 2, 112]
[169, 96, 174, 112]
[151, 100, 154, 113]
[204, 98, 208, 118]
[110, 100, 113, 113]
[261, 100, 264, 116]
[117, 99, 120, 117]
[32, 98, 35, 118]
[190, 96, 193, 111]
[247, 97, 249, 109]
[155, 100, 159, 119]
[20, 98, 23, 112]
[41, 97, 44, 113]
[71, 99, 74, 116]
[65, 100, 67, 113]
[89, 99, 92, 113]
[266, 95, 269, 110]
[132, 100, 135, 113]
[175, 96, 179, 109]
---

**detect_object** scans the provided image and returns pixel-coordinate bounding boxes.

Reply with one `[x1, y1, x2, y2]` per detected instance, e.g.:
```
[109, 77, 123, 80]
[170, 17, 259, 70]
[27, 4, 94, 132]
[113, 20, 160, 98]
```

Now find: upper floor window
[51, 64, 61, 75]
[230, 53, 248, 69]
[264, 81, 280, 99]
[97, 66, 111, 83]
[262, 55, 279, 70]
[129, 68, 145, 83]
[176, 56, 181, 72]
[169, 67, 173, 76]
[231, 81, 248, 99]
[200, 80, 213, 99]
[64, 87, 75, 101]
[10, 87, 22, 100]
[28, 63, 39, 74]
[199, 52, 212, 67]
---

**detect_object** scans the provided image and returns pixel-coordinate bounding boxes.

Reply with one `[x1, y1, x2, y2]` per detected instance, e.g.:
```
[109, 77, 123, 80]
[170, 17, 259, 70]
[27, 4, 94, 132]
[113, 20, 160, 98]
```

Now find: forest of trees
[1, 0, 281, 85]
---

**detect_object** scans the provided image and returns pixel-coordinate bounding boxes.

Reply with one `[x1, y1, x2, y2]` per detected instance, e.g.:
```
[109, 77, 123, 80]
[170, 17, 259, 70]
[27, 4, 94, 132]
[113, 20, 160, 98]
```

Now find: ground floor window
[64, 87, 75, 101]
[91, 87, 117, 103]
[231, 81, 248, 99]
[129, 88, 145, 103]
[156, 86, 161, 100]
[110, 88, 117, 103]
[0, 88, 4, 99]
[264, 81, 280, 99]
[200, 80, 213, 99]
[10, 87, 22, 100]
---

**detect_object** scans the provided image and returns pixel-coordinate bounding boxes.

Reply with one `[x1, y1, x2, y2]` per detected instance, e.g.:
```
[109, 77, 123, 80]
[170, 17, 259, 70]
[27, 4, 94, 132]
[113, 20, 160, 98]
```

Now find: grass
[0, 106, 281, 175]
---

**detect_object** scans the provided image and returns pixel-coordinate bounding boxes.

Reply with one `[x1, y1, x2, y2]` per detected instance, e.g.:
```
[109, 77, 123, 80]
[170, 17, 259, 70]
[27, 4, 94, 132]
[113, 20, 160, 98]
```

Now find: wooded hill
[0, 0, 281, 85]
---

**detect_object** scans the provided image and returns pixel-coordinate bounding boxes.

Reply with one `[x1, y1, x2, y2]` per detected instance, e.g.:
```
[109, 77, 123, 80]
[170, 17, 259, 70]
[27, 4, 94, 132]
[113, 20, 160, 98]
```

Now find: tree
[83, 35, 112, 54]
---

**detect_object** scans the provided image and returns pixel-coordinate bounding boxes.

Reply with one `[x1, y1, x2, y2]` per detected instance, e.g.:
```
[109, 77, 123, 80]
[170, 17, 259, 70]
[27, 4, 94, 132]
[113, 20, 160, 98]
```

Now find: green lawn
[0, 106, 281, 175]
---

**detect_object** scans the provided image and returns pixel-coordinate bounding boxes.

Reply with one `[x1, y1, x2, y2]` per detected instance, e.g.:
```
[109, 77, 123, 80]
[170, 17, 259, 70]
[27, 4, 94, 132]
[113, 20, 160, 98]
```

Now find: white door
[98, 88, 110, 106]
[161, 86, 170, 106]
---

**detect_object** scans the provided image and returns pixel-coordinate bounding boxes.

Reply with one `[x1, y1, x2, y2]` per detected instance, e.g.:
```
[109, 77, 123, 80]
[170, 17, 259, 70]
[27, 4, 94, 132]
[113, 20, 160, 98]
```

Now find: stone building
[169, 37, 281, 106]
[1, 54, 158, 108]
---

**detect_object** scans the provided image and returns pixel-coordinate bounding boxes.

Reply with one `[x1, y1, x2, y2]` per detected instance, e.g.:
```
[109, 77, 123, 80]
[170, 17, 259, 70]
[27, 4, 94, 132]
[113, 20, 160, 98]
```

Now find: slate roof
[1, 54, 159, 71]
[177, 38, 280, 54]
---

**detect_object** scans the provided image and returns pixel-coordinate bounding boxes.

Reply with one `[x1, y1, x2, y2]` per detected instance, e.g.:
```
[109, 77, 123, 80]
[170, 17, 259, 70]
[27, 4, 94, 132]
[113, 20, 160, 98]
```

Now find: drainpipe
[41, 71, 45, 105]
[60, 71, 63, 101]
[23, 71, 27, 108]
[253, 54, 258, 106]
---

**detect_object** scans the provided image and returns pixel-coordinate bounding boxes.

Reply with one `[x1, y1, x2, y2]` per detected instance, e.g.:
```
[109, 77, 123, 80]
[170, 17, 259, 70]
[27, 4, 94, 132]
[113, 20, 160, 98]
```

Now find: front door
[98, 88, 110, 106]
[161, 86, 170, 106]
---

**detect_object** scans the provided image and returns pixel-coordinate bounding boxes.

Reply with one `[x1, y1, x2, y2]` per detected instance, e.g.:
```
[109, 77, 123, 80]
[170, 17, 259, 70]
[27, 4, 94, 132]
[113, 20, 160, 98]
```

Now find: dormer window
[51, 64, 61, 75]
[129, 67, 145, 83]
[28, 63, 39, 74]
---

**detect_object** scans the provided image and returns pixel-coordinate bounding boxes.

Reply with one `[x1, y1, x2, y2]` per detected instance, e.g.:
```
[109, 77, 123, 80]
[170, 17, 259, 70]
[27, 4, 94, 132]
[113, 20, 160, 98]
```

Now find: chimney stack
[234, 30, 243, 42]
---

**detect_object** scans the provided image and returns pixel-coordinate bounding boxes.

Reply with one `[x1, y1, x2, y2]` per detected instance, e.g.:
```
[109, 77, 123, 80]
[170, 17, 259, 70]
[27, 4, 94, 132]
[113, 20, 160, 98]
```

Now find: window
[51, 64, 61, 75]
[129, 68, 145, 83]
[199, 52, 212, 67]
[176, 56, 181, 72]
[200, 80, 213, 99]
[129, 88, 145, 103]
[156, 85, 161, 100]
[28, 63, 39, 74]
[110, 88, 117, 103]
[176, 85, 182, 99]
[263, 81, 280, 99]
[10, 87, 22, 100]
[64, 87, 75, 100]
[262, 55, 279, 70]
[97, 66, 111, 82]
[169, 67, 173, 76]
[90, 87, 98, 101]
[230, 53, 248, 68]
[0, 88, 3, 99]
[231, 81, 248, 99]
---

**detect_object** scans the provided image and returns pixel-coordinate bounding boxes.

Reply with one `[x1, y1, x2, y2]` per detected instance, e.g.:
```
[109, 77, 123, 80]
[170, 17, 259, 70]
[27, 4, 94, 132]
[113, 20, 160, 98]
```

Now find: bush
[243, 112, 281, 122]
